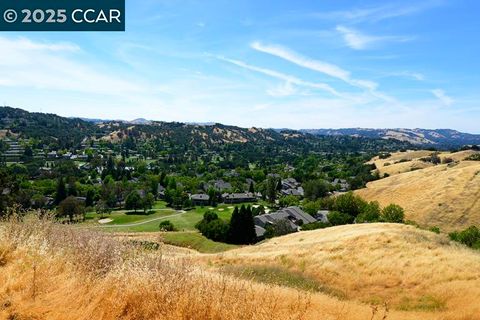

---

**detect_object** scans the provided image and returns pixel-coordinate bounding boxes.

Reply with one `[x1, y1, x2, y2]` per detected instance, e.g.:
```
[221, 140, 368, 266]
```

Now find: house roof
[255, 225, 266, 238]
[190, 194, 210, 201]
[222, 192, 256, 200]
[282, 206, 317, 224]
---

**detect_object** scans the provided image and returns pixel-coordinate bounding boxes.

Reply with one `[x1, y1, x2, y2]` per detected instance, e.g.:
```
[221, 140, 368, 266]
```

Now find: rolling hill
[357, 150, 480, 231]
[3, 219, 480, 320]
[212, 223, 480, 317]
[302, 128, 480, 148]
[0, 106, 413, 153]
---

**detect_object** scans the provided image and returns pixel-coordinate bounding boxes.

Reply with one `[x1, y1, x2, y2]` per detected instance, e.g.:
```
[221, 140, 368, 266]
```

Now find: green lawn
[161, 232, 238, 253]
[88, 201, 256, 233]
[85, 201, 175, 225]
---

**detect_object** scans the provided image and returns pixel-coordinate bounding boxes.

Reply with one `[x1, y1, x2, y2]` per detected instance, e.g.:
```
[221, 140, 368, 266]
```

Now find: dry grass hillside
[359, 151, 480, 231]
[369, 150, 480, 177]
[2, 218, 480, 320]
[212, 223, 480, 318]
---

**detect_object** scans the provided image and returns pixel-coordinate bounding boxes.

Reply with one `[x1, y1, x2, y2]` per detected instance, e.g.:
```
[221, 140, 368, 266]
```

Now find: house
[213, 179, 232, 191]
[280, 178, 304, 197]
[222, 192, 257, 204]
[314, 210, 330, 223]
[280, 187, 304, 197]
[332, 178, 350, 192]
[281, 178, 300, 190]
[47, 151, 58, 159]
[255, 225, 267, 239]
[190, 193, 210, 206]
[253, 206, 316, 237]
[157, 184, 165, 199]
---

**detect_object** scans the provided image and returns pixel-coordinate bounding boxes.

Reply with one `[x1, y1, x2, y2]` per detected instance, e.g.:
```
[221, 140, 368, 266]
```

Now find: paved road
[98, 210, 186, 228]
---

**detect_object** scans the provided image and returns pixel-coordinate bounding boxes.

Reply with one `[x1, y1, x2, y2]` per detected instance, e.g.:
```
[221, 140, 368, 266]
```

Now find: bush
[429, 226, 441, 234]
[381, 204, 405, 223]
[195, 211, 229, 242]
[159, 220, 176, 232]
[328, 211, 354, 226]
[301, 221, 331, 231]
[356, 201, 381, 223]
[334, 192, 367, 218]
[449, 226, 480, 249]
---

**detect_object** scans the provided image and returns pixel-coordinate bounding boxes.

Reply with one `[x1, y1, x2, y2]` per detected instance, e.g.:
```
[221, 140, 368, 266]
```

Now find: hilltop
[356, 150, 480, 231]
[213, 223, 480, 317]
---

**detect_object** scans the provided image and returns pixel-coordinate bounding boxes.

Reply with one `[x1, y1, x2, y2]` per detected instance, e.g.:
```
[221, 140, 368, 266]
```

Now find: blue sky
[0, 0, 479, 132]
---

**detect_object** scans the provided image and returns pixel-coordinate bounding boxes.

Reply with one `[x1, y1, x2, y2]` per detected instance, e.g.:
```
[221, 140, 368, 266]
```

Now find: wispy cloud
[314, 1, 444, 23]
[249, 41, 399, 105]
[0, 36, 146, 95]
[392, 71, 425, 81]
[336, 26, 412, 50]
[216, 55, 342, 97]
[431, 89, 454, 106]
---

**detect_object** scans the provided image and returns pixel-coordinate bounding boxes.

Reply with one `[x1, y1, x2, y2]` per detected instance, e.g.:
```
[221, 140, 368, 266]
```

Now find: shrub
[442, 157, 454, 164]
[356, 201, 381, 223]
[301, 221, 331, 231]
[328, 211, 354, 226]
[449, 226, 480, 249]
[429, 226, 441, 234]
[159, 220, 176, 232]
[381, 204, 405, 223]
[196, 211, 229, 243]
[334, 192, 367, 218]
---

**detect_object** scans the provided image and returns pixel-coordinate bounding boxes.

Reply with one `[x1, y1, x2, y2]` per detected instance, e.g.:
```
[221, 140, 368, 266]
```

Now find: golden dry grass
[357, 159, 480, 231]
[211, 223, 480, 318]
[2, 217, 480, 320]
[369, 150, 480, 177]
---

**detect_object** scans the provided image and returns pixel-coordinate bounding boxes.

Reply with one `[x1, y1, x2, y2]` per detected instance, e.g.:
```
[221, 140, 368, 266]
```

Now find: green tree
[159, 220, 176, 232]
[125, 191, 142, 212]
[266, 177, 277, 203]
[328, 211, 354, 226]
[95, 200, 112, 217]
[334, 192, 367, 218]
[196, 211, 228, 242]
[142, 192, 155, 213]
[304, 179, 329, 201]
[228, 205, 256, 244]
[55, 177, 67, 205]
[57, 196, 85, 222]
[279, 195, 300, 207]
[356, 201, 381, 223]
[381, 204, 405, 223]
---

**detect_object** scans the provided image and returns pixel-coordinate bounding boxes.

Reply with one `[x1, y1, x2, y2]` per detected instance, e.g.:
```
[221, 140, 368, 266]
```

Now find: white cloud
[250, 41, 396, 103]
[0, 36, 146, 95]
[431, 89, 454, 106]
[397, 71, 425, 81]
[266, 81, 298, 97]
[217, 55, 343, 97]
[336, 26, 412, 50]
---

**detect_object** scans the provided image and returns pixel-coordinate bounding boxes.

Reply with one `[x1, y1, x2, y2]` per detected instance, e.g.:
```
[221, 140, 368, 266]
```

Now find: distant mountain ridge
[301, 128, 480, 148]
[0, 106, 412, 153]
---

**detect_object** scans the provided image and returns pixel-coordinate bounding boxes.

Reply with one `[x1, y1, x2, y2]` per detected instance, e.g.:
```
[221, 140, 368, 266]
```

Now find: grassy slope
[161, 232, 238, 253]
[211, 223, 480, 314]
[357, 159, 480, 231]
[2, 220, 480, 319]
[370, 150, 480, 177]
